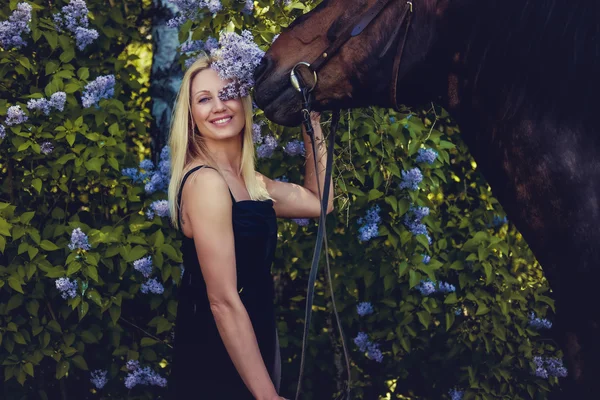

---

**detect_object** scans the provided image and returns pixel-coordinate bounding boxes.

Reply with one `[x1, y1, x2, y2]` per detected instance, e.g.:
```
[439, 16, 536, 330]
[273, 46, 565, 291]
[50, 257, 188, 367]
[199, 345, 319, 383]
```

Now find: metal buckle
[290, 62, 318, 92]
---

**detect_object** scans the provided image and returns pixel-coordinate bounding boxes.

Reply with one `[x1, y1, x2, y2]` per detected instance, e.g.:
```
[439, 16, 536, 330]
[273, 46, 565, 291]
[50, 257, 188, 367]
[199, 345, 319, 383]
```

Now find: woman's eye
[198, 97, 209, 103]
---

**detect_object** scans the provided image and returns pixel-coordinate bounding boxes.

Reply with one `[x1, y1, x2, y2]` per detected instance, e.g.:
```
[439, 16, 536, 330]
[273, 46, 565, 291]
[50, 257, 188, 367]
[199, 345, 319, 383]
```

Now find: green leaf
[85, 289, 102, 307]
[367, 189, 383, 201]
[445, 312, 455, 331]
[78, 301, 89, 321]
[71, 355, 88, 370]
[55, 360, 69, 380]
[397, 199, 410, 216]
[84, 157, 104, 173]
[85, 265, 99, 282]
[20, 212, 35, 224]
[416, 311, 431, 329]
[109, 305, 121, 325]
[141, 338, 158, 347]
[408, 270, 420, 289]
[23, 362, 34, 377]
[77, 67, 89, 80]
[47, 320, 62, 333]
[8, 277, 24, 294]
[40, 240, 60, 251]
[160, 243, 181, 262]
[80, 330, 97, 344]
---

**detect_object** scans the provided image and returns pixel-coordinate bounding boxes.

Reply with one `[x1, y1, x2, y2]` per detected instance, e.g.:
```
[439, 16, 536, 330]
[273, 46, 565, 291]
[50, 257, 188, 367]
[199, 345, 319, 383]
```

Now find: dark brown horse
[253, 0, 600, 398]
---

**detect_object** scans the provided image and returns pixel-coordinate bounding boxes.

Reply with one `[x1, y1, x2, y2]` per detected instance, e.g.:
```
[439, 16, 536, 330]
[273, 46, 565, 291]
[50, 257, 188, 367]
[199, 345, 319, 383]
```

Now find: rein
[289, 1, 414, 399]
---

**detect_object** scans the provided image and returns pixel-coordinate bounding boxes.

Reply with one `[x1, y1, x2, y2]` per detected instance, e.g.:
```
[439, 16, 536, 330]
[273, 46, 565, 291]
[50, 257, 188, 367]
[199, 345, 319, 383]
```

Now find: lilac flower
[357, 205, 381, 242]
[204, 37, 218, 52]
[528, 312, 552, 330]
[145, 171, 169, 194]
[126, 360, 140, 371]
[399, 167, 423, 191]
[133, 256, 153, 278]
[141, 278, 165, 295]
[147, 200, 170, 219]
[357, 302, 374, 316]
[449, 389, 464, 400]
[283, 140, 305, 156]
[422, 254, 431, 264]
[366, 342, 383, 363]
[124, 364, 167, 389]
[252, 123, 263, 144]
[53, 0, 98, 50]
[82, 75, 116, 108]
[416, 280, 436, 296]
[257, 135, 277, 159]
[167, 1, 221, 28]
[211, 30, 264, 101]
[403, 206, 432, 244]
[353, 332, 370, 352]
[206, 0, 223, 13]
[27, 99, 51, 115]
[0, 125, 5, 140]
[533, 356, 567, 378]
[0, 2, 32, 50]
[292, 218, 309, 226]
[40, 141, 54, 155]
[358, 224, 379, 242]
[55, 277, 78, 299]
[5, 105, 28, 126]
[242, 0, 254, 14]
[68, 228, 91, 251]
[139, 159, 154, 171]
[180, 39, 204, 53]
[493, 215, 508, 227]
[90, 369, 108, 389]
[74, 26, 99, 50]
[438, 282, 456, 293]
[454, 308, 463, 316]
[50, 92, 67, 111]
[122, 168, 143, 183]
[416, 148, 438, 165]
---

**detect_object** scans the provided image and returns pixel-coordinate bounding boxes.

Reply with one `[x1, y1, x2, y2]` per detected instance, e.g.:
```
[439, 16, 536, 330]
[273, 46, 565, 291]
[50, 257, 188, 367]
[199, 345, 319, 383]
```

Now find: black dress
[170, 165, 281, 399]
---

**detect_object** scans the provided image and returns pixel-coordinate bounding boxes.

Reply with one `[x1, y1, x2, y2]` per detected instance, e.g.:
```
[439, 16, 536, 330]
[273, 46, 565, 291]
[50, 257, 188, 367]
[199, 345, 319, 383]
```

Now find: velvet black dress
[170, 165, 281, 399]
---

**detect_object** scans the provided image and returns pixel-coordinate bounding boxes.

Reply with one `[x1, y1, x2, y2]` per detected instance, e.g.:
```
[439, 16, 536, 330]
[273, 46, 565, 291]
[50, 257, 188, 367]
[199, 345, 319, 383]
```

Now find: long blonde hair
[168, 54, 271, 230]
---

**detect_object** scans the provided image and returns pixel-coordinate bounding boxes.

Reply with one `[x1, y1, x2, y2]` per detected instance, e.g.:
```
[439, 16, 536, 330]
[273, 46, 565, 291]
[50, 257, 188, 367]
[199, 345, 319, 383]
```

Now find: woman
[167, 53, 334, 400]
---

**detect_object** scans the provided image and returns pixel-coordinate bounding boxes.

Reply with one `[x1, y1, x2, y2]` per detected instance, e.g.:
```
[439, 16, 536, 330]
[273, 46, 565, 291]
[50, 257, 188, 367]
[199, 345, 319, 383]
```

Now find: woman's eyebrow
[194, 89, 210, 97]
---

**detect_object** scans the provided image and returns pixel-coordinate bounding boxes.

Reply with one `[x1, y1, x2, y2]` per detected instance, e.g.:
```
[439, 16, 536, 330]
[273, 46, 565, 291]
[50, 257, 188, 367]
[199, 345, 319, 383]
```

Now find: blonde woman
[167, 54, 334, 400]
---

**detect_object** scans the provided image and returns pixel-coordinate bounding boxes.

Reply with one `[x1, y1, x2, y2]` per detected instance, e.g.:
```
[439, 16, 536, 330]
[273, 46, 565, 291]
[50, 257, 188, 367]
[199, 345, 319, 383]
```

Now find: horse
[253, 0, 600, 398]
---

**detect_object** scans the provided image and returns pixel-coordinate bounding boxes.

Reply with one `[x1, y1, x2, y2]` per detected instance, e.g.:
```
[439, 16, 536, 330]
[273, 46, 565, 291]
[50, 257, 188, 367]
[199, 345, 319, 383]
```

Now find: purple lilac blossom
[41, 141, 54, 155]
[90, 369, 108, 389]
[438, 282, 456, 293]
[124, 364, 167, 389]
[416, 148, 438, 164]
[528, 312, 552, 330]
[53, 0, 98, 50]
[283, 140, 305, 156]
[167, 1, 221, 28]
[27, 98, 51, 115]
[55, 277, 78, 299]
[403, 206, 432, 244]
[257, 135, 277, 158]
[533, 356, 567, 378]
[68, 227, 91, 251]
[357, 302, 374, 316]
[0, 2, 32, 50]
[0, 125, 5, 139]
[252, 123, 263, 144]
[242, 0, 254, 14]
[122, 168, 142, 183]
[180, 39, 204, 53]
[126, 360, 140, 371]
[493, 215, 508, 226]
[353, 332, 370, 352]
[449, 389, 464, 400]
[82, 75, 116, 108]
[292, 218, 309, 226]
[399, 167, 423, 191]
[204, 37, 218, 52]
[357, 205, 381, 242]
[133, 256, 153, 278]
[422, 254, 431, 264]
[367, 342, 383, 363]
[455, 308, 463, 316]
[147, 200, 170, 219]
[139, 159, 154, 171]
[5, 105, 28, 126]
[141, 278, 165, 294]
[50, 92, 67, 111]
[417, 280, 436, 296]
[210, 30, 264, 101]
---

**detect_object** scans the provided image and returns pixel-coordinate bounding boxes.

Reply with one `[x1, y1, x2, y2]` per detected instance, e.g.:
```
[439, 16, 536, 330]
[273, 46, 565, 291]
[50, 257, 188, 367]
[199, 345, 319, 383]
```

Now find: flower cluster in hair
[0, 2, 32, 50]
[209, 30, 265, 101]
[358, 205, 381, 242]
[53, 0, 99, 50]
[403, 205, 432, 244]
[82, 75, 115, 108]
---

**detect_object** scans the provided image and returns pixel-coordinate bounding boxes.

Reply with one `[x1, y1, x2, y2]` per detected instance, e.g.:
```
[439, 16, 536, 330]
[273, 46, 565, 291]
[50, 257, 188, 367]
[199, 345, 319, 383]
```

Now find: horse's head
[254, 0, 452, 126]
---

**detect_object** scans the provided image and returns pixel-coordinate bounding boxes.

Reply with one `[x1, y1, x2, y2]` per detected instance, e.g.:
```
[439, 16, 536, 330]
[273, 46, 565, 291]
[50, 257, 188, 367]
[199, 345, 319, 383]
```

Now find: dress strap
[177, 165, 236, 230]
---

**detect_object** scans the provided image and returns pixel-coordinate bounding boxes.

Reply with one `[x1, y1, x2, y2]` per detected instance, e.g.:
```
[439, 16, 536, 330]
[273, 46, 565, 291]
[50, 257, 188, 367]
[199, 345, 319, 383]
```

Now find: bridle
[289, 1, 415, 399]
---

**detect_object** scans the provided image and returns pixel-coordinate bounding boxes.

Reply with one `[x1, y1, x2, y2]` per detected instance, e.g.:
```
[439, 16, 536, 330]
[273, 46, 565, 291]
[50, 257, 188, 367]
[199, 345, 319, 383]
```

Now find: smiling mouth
[211, 116, 232, 126]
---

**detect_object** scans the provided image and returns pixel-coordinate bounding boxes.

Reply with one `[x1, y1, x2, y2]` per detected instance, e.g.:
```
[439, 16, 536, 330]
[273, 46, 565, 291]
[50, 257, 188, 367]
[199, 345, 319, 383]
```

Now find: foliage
[0, 1, 564, 400]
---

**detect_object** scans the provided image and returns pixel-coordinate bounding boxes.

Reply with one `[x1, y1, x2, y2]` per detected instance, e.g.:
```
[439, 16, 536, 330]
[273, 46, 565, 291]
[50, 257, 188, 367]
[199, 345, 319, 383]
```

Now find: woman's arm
[182, 169, 280, 400]
[259, 112, 334, 218]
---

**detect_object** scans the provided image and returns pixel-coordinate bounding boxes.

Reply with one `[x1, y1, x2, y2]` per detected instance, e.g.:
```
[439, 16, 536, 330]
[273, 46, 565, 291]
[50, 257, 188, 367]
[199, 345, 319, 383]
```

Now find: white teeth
[212, 117, 231, 124]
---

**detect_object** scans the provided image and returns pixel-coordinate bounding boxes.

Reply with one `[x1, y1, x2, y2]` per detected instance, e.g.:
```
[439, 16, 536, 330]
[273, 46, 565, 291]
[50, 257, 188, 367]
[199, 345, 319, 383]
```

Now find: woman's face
[190, 68, 245, 142]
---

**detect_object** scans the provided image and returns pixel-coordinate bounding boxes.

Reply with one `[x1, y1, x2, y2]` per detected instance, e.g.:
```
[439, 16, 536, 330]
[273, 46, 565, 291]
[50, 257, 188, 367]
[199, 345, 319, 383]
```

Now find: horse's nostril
[254, 56, 272, 83]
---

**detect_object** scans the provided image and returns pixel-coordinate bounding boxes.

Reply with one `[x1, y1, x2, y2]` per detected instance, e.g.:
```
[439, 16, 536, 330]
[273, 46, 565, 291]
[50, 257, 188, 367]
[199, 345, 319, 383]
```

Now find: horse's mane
[455, 0, 600, 121]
